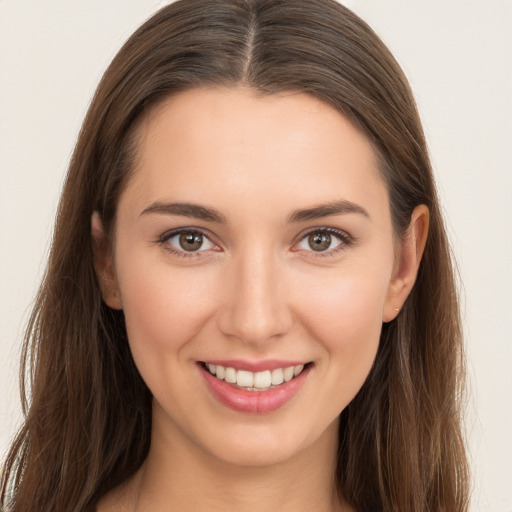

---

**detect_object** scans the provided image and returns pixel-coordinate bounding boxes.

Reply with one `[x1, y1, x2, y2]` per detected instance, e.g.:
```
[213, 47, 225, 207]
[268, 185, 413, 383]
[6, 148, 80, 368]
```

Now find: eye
[160, 228, 217, 256]
[296, 228, 350, 255]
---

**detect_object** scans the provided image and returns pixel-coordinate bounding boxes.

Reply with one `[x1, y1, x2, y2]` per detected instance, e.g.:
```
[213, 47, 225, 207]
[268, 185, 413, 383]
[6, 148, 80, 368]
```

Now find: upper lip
[200, 359, 309, 372]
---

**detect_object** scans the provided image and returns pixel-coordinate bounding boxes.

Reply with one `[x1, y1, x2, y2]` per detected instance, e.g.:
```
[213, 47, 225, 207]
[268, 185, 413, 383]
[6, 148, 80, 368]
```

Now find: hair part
[1, 1, 469, 510]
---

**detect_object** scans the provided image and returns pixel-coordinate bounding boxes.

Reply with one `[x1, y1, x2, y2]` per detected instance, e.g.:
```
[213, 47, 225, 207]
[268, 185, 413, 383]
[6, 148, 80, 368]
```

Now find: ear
[382, 205, 429, 322]
[91, 211, 123, 310]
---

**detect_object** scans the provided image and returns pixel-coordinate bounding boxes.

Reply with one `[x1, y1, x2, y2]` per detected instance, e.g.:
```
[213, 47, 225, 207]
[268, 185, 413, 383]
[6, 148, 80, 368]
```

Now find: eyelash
[157, 227, 353, 259]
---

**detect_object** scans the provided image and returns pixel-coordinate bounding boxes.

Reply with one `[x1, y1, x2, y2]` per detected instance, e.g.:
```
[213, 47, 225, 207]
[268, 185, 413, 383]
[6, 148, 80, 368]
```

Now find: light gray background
[1, 1, 511, 510]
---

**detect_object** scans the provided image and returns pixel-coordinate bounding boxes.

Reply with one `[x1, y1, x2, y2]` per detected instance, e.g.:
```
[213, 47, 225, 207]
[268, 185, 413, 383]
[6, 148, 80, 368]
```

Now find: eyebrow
[287, 199, 369, 223]
[139, 202, 227, 223]
[139, 199, 369, 224]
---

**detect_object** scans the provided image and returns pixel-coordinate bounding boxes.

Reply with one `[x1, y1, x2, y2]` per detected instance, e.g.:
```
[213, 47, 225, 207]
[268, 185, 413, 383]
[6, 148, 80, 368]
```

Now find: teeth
[205, 363, 307, 390]
[283, 366, 294, 382]
[215, 365, 225, 380]
[225, 367, 237, 383]
[271, 368, 284, 385]
[253, 370, 272, 389]
[236, 370, 254, 387]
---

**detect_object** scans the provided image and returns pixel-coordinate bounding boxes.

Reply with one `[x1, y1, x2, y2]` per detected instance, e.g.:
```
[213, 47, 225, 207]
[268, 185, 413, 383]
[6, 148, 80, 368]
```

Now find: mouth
[201, 362, 309, 391]
[198, 360, 313, 413]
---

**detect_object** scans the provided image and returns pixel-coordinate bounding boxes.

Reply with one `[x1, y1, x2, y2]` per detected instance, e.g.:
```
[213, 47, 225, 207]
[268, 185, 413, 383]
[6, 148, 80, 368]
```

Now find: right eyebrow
[139, 202, 227, 223]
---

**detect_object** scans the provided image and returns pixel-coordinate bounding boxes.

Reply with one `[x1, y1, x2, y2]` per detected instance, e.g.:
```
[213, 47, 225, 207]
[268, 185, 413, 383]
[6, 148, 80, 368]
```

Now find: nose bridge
[218, 242, 292, 345]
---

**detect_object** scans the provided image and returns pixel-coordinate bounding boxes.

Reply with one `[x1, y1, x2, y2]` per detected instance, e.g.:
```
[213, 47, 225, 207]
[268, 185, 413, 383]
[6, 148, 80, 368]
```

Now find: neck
[120, 415, 348, 512]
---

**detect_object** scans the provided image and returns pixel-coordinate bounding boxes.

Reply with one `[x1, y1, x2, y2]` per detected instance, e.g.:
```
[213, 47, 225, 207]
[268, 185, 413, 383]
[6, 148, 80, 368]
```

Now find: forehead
[121, 86, 388, 221]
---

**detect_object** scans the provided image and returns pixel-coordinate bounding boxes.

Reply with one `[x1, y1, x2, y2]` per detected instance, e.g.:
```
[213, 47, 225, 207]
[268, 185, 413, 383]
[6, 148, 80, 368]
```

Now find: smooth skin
[94, 87, 428, 512]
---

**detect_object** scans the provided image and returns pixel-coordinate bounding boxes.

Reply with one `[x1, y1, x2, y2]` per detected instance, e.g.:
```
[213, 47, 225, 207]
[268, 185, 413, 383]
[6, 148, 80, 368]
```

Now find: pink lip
[199, 363, 311, 414]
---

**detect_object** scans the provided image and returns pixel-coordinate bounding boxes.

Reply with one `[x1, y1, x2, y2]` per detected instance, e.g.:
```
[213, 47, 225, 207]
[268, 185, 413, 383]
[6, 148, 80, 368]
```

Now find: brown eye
[296, 229, 345, 255]
[162, 229, 216, 257]
[162, 228, 216, 256]
[308, 232, 332, 251]
[179, 232, 204, 251]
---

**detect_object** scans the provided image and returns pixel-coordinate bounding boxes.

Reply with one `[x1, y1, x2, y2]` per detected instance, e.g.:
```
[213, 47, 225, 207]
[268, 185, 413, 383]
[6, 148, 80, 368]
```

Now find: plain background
[0, 1, 511, 510]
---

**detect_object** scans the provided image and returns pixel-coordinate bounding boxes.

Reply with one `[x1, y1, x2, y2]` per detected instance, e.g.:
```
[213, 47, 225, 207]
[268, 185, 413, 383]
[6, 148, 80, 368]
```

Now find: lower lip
[199, 364, 311, 414]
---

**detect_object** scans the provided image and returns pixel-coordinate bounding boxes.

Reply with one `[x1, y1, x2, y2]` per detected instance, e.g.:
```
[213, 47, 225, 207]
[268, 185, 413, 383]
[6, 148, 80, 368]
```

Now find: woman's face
[101, 87, 407, 467]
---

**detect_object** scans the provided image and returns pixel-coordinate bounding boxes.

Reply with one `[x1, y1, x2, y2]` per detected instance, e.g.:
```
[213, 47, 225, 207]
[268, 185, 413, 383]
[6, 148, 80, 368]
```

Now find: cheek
[293, 262, 391, 395]
[298, 265, 390, 343]
[117, 258, 218, 359]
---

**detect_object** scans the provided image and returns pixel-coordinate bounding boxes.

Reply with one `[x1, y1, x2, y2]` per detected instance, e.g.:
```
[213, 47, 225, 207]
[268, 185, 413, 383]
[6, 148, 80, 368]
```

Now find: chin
[195, 417, 339, 469]
[209, 436, 308, 468]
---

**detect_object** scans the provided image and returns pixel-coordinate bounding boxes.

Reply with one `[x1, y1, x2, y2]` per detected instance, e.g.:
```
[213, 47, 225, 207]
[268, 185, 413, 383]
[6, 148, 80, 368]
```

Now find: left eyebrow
[287, 199, 369, 223]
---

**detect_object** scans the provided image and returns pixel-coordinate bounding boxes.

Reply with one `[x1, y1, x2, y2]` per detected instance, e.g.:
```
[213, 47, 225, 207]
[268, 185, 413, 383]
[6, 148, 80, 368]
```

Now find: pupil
[179, 232, 203, 251]
[309, 232, 331, 251]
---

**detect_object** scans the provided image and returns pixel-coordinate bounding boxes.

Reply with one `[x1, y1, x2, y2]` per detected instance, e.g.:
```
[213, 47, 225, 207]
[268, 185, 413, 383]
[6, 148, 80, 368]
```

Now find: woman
[0, 0, 470, 510]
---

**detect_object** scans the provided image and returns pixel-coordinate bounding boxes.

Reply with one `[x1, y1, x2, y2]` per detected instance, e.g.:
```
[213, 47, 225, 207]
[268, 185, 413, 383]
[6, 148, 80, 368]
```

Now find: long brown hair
[1, 1, 469, 510]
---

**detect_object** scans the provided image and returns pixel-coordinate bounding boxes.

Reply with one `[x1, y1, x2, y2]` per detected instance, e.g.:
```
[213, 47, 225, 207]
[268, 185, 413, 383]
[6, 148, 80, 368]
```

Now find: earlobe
[383, 205, 429, 322]
[91, 211, 123, 310]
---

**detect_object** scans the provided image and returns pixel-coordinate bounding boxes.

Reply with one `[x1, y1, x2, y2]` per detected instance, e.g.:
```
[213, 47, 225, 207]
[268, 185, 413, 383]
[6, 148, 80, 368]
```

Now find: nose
[216, 246, 293, 347]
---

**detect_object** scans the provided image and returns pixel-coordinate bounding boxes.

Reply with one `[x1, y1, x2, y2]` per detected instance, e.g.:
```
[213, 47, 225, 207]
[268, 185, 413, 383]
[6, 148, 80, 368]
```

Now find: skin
[94, 87, 428, 511]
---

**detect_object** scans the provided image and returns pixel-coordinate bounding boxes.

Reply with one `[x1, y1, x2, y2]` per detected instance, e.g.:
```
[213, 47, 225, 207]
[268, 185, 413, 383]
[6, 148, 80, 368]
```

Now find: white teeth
[215, 365, 225, 380]
[271, 368, 284, 385]
[283, 366, 295, 382]
[205, 362, 307, 389]
[253, 370, 272, 389]
[225, 367, 237, 383]
[236, 370, 254, 387]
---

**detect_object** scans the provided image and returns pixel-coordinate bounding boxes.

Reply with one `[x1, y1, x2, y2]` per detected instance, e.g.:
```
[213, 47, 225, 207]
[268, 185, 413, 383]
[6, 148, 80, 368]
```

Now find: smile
[199, 361, 312, 413]
[205, 363, 305, 391]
